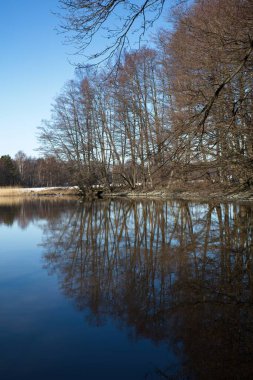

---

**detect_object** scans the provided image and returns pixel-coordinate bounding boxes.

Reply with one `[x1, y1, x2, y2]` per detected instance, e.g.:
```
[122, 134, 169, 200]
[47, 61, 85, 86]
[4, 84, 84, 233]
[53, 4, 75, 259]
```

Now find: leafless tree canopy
[58, 0, 167, 64]
[38, 0, 253, 191]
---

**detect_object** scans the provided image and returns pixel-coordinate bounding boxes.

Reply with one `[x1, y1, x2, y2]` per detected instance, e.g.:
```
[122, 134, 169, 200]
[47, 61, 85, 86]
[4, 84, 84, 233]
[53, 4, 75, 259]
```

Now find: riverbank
[0, 186, 80, 197]
[0, 185, 252, 202]
[115, 188, 253, 202]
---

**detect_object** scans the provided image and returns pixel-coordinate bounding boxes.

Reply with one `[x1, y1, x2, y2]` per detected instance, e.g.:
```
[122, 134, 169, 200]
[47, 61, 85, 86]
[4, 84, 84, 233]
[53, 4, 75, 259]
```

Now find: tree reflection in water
[40, 199, 253, 379]
[0, 198, 77, 228]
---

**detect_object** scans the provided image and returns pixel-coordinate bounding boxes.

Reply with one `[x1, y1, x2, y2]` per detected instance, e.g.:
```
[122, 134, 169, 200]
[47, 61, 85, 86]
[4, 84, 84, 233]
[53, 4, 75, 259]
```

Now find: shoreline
[0, 186, 252, 203]
[106, 189, 253, 203]
[0, 186, 80, 197]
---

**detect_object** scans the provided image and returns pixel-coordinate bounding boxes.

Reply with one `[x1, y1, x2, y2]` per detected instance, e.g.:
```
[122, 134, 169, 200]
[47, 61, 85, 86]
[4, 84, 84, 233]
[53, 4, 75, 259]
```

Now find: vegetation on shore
[1, 1, 252, 197]
[38, 0, 253, 193]
[0, 183, 252, 203]
[0, 187, 79, 198]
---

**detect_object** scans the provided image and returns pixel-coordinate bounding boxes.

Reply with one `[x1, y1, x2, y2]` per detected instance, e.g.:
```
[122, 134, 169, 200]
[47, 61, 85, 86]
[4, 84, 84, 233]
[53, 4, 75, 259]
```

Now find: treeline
[38, 0, 253, 191]
[0, 152, 73, 187]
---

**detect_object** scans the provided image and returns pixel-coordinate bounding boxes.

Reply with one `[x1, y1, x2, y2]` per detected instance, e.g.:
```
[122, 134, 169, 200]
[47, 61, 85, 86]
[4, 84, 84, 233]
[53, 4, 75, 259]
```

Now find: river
[0, 198, 252, 379]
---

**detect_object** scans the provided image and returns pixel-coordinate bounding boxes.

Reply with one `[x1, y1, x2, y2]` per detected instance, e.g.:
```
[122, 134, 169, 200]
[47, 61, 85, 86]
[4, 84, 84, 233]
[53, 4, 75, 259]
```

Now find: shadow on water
[1, 198, 253, 379]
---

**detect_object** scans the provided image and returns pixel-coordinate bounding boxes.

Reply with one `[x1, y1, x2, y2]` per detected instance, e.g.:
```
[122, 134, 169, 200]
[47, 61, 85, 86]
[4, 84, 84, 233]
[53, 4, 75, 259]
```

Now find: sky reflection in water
[0, 198, 252, 379]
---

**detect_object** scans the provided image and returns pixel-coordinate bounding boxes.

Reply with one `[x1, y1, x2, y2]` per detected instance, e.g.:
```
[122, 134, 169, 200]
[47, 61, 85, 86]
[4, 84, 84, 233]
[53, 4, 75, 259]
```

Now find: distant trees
[38, 0, 252, 190]
[0, 152, 73, 187]
[0, 155, 20, 186]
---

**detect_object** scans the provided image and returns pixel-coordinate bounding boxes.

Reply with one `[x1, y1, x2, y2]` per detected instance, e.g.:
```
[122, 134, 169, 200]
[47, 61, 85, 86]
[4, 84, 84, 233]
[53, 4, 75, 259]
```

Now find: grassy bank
[0, 187, 80, 197]
[0, 187, 27, 197]
[114, 187, 253, 202]
[0, 185, 252, 202]
[105, 181, 253, 202]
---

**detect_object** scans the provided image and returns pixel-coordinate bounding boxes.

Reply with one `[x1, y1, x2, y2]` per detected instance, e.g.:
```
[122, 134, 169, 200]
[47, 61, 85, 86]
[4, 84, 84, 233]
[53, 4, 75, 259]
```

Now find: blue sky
[0, 0, 76, 158]
[0, 1, 170, 159]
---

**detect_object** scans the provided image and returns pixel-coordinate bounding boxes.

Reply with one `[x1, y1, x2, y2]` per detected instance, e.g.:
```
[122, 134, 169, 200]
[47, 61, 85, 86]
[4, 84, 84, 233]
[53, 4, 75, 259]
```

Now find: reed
[0, 187, 27, 197]
[0, 186, 79, 197]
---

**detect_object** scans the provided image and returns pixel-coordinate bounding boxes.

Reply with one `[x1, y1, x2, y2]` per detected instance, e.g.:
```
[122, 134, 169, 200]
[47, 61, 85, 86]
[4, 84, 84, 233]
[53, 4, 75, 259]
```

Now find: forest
[0, 153, 73, 187]
[1, 0, 252, 191]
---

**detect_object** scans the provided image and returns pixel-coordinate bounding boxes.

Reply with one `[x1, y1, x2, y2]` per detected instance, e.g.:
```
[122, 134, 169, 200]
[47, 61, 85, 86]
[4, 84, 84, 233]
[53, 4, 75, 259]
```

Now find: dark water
[0, 198, 253, 380]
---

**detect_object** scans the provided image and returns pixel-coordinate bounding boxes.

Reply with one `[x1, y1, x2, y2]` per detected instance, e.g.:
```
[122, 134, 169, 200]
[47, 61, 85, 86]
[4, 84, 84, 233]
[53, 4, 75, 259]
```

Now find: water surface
[0, 198, 253, 379]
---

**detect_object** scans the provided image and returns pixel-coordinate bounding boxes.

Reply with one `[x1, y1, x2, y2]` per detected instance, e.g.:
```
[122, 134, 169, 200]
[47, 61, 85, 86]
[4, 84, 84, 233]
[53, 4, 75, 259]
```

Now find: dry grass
[0, 186, 79, 198]
[0, 187, 28, 197]
[0, 187, 29, 206]
[0, 186, 80, 206]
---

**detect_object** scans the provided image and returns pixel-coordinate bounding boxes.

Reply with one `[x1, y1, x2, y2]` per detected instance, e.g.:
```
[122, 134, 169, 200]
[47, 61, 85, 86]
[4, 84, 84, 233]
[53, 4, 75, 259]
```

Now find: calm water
[0, 198, 253, 380]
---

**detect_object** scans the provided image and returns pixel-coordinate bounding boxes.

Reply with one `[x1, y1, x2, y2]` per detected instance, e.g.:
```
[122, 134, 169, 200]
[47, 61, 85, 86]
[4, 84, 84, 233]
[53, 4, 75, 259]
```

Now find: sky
[0, 0, 171, 159]
[0, 0, 76, 158]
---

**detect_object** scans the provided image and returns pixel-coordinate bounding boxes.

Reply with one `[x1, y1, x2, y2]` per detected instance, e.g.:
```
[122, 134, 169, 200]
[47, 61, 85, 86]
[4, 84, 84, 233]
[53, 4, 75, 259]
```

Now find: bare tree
[159, 0, 253, 187]
[38, 0, 252, 191]
[58, 0, 169, 65]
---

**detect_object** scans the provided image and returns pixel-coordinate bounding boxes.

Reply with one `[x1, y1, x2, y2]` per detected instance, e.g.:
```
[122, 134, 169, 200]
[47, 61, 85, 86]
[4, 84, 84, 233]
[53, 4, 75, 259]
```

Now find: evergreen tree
[0, 155, 20, 186]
